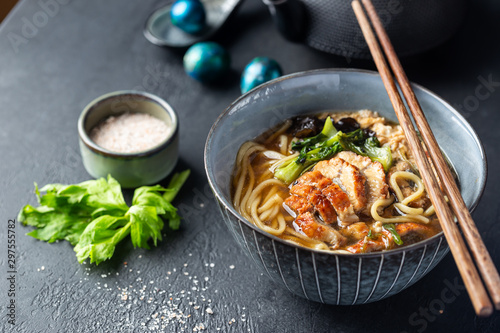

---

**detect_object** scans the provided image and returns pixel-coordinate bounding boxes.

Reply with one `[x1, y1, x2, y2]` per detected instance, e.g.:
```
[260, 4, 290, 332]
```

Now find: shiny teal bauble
[183, 42, 231, 83]
[240, 57, 282, 94]
[170, 0, 206, 34]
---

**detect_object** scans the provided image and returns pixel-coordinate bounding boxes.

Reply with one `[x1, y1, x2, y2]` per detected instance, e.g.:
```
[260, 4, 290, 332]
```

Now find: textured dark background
[1, 0, 500, 332]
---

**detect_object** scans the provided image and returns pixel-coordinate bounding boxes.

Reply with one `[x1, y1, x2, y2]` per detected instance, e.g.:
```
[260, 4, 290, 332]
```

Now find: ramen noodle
[232, 110, 449, 253]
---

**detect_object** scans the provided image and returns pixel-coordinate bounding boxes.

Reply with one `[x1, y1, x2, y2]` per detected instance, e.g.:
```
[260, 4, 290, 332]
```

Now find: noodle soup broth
[232, 110, 445, 254]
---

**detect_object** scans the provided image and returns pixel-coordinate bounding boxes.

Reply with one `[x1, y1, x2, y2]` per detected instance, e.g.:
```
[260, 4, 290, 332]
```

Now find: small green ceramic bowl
[78, 91, 179, 188]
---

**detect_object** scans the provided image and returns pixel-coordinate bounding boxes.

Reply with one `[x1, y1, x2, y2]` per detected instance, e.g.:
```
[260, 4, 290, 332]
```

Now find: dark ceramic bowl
[264, 0, 465, 59]
[204, 69, 486, 305]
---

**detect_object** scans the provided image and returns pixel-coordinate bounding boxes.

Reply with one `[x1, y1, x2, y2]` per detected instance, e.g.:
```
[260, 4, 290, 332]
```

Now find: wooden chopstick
[360, 0, 500, 312]
[352, 0, 495, 317]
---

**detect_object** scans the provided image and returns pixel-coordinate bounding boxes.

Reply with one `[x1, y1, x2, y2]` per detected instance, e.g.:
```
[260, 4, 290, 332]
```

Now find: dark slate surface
[1, 0, 499, 332]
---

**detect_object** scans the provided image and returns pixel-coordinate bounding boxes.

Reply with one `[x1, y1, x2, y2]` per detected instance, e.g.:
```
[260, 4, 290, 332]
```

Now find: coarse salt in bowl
[78, 91, 179, 188]
[89, 112, 172, 154]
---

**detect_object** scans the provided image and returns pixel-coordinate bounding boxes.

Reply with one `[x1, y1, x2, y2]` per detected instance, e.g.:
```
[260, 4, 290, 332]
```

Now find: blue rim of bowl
[143, 5, 174, 47]
[78, 90, 179, 158]
[143, 4, 213, 48]
[143, 1, 245, 48]
[204, 68, 488, 258]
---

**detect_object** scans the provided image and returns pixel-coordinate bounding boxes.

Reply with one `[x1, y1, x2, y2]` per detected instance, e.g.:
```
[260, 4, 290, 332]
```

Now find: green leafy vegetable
[74, 215, 130, 264]
[291, 116, 338, 152]
[275, 117, 341, 184]
[274, 117, 393, 184]
[366, 230, 376, 240]
[383, 223, 403, 246]
[163, 169, 191, 203]
[339, 135, 393, 172]
[274, 141, 343, 185]
[18, 171, 190, 265]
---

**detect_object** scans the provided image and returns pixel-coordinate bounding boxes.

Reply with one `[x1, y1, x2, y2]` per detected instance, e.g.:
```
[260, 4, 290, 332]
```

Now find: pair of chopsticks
[351, 0, 500, 317]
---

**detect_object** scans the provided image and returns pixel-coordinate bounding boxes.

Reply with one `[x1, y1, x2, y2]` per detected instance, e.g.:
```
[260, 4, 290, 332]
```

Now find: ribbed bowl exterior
[205, 69, 486, 305]
[216, 200, 449, 304]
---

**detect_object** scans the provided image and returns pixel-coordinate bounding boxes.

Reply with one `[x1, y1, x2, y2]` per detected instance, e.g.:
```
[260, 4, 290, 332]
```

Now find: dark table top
[1, 0, 500, 332]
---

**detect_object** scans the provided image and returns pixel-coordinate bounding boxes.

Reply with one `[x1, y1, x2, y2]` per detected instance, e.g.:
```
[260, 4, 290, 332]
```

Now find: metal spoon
[144, 0, 244, 48]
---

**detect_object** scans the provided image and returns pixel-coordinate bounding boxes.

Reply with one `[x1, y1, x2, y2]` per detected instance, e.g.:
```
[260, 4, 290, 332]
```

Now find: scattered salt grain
[85, 259, 250, 332]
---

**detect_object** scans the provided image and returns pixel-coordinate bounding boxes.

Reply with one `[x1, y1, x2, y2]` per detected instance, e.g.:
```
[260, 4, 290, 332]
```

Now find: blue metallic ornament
[170, 0, 206, 34]
[183, 42, 231, 83]
[240, 57, 283, 94]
